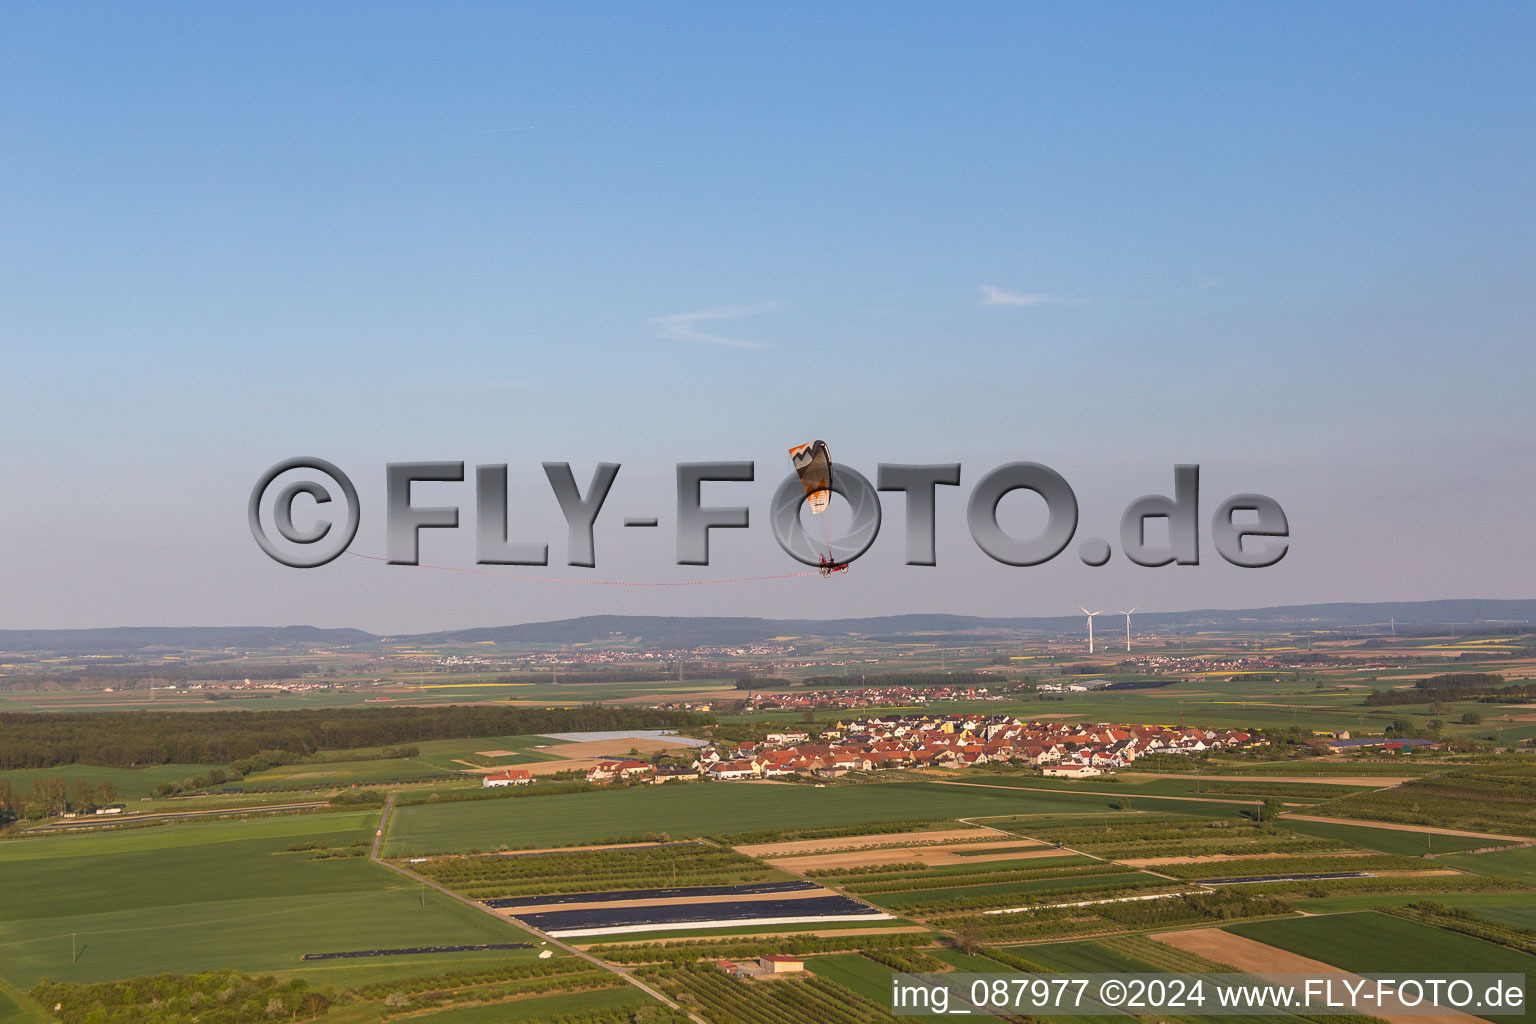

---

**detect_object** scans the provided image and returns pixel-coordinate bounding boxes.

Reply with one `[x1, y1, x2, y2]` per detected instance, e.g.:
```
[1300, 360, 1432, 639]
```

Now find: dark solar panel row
[300, 942, 535, 960]
[516, 894, 880, 932]
[483, 879, 819, 909]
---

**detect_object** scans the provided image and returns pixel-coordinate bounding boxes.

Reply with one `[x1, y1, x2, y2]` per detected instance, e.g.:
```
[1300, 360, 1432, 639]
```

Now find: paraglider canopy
[788, 440, 833, 514]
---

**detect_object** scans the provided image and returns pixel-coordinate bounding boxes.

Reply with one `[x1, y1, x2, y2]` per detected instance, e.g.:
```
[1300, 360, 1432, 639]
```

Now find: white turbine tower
[1079, 607, 1103, 654]
[1117, 607, 1138, 652]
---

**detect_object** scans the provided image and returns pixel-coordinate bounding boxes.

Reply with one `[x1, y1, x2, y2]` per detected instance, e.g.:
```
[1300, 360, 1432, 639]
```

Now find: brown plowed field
[768, 840, 1061, 873]
[1117, 850, 1377, 868]
[736, 828, 1002, 858]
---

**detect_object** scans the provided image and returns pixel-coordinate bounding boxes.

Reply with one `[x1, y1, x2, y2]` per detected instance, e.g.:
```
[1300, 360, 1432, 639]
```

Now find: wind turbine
[1079, 607, 1103, 654]
[1116, 607, 1137, 652]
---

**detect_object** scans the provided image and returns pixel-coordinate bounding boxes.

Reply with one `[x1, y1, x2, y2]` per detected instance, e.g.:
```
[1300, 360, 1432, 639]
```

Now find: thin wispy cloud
[652, 302, 780, 349]
[979, 285, 1073, 307]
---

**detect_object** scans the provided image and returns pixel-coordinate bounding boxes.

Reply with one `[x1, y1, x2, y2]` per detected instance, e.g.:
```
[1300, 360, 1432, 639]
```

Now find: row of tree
[1366, 672, 1530, 707]
[32, 970, 329, 1024]
[0, 706, 712, 770]
[0, 778, 117, 822]
[0, 663, 300, 691]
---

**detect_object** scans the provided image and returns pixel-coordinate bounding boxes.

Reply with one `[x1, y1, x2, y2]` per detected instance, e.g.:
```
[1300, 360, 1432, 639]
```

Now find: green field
[806, 954, 1012, 1024]
[926, 949, 1020, 972]
[331, 731, 575, 764]
[800, 953, 898, 1004]
[1227, 910, 1536, 977]
[0, 982, 46, 1024]
[242, 757, 459, 786]
[1291, 892, 1536, 914]
[1228, 911, 1536, 1024]
[236, 732, 586, 789]
[1020, 939, 1157, 974]
[1441, 845, 1536, 885]
[382, 781, 1220, 854]
[966, 771, 1373, 801]
[0, 810, 540, 991]
[1279, 817, 1509, 855]
[939, 776, 1360, 817]
[0, 763, 217, 802]
[1472, 905, 1536, 930]
[1310, 764, 1536, 837]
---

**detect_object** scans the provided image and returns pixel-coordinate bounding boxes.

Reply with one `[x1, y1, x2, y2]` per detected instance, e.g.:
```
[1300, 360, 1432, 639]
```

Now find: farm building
[759, 954, 804, 973]
[1042, 764, 1103, 778]
[482, 769, 532, 787]
[708, 759, 762, 780]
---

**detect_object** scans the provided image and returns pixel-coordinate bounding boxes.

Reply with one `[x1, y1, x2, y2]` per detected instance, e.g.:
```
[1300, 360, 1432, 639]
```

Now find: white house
[482, 769, 532, 787]
[1042, 764, 1103, 778]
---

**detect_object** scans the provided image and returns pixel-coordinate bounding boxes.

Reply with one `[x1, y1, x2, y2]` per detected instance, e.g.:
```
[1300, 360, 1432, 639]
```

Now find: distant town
[570, 715, 1258, 785]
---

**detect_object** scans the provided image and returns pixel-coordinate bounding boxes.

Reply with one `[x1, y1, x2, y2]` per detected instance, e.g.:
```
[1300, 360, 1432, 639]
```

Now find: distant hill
[0, 625, 373, 655]
[3, 599, 1532, 653]
[422, 600, 1536, 647]
[422, 613, 1030, 647]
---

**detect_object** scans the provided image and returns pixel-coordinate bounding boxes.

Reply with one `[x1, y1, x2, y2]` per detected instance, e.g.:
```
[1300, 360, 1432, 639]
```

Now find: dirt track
[1278, 814, 1529, 843]
[1117, 850, 1377, 868]
[1151, 927, 1483, 1024]
[768, 841, 1060, 873]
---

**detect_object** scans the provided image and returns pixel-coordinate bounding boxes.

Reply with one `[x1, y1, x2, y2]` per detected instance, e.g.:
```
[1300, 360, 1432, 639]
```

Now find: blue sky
[2, 3, 1532, 632]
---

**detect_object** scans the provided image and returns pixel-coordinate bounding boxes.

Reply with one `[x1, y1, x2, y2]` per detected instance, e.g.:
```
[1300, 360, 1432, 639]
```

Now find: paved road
[368, 794, 707, 1024]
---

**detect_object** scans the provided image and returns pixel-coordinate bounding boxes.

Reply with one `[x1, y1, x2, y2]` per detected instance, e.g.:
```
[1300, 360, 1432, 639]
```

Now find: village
[486, 715, 1262, 788]
[740, 684, 1002, 711]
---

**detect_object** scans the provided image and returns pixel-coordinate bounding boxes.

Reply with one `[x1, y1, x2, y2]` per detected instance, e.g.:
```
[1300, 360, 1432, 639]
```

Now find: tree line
[0, 663, 301, 691]
[0, 705, 713, 770]
[1365, 672, 1530, 707]
[0, 778, 117, 822]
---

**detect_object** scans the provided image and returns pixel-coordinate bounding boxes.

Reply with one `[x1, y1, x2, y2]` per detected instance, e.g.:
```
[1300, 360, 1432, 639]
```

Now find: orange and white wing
[788, 440, 833, 514]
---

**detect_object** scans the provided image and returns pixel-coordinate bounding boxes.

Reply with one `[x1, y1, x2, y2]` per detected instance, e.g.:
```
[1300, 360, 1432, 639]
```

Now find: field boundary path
[1278, 814, 1530, 844]
[368, 794, 708, 1024]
